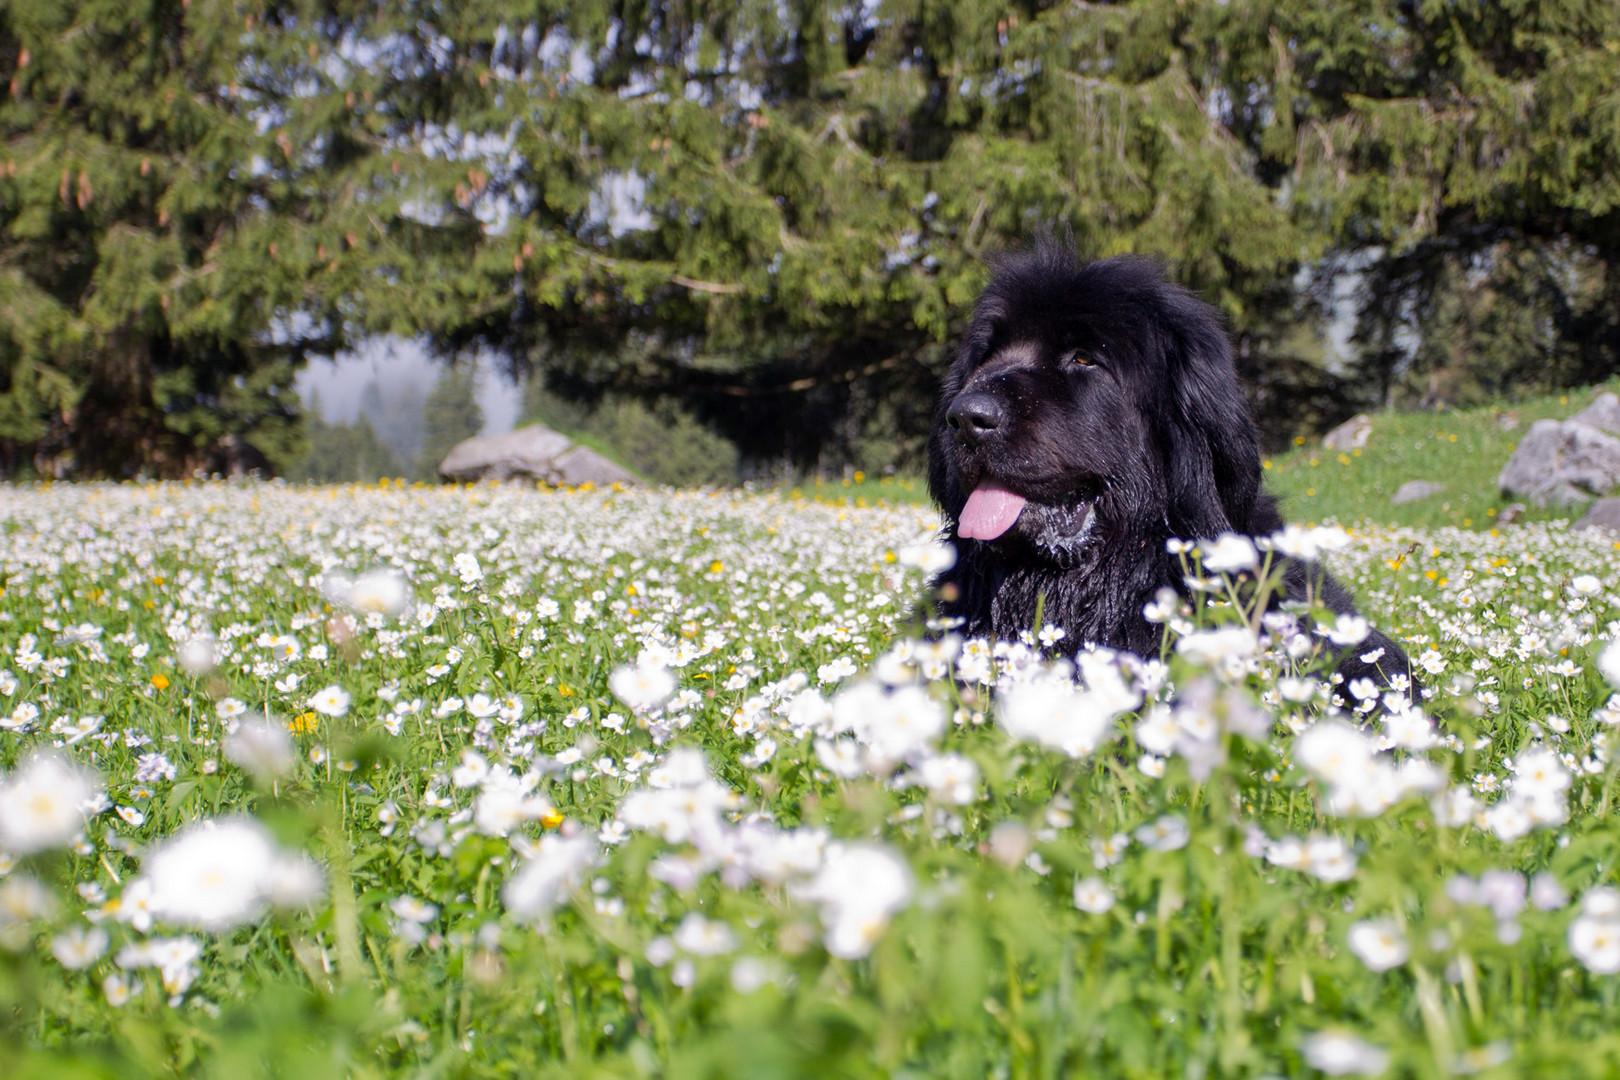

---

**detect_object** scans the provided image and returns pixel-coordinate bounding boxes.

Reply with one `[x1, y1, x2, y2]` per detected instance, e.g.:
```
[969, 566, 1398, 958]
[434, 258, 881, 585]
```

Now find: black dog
[927, 243, 1410, 692]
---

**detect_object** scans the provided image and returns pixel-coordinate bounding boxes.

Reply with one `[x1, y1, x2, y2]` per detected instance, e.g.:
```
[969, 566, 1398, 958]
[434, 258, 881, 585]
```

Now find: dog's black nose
[946, 392, 1004, 447]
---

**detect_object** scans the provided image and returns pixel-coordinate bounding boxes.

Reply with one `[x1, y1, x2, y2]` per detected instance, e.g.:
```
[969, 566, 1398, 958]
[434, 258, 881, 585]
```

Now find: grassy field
[1, 469, 1620, 1077]
[1262, 382, 1620, 531]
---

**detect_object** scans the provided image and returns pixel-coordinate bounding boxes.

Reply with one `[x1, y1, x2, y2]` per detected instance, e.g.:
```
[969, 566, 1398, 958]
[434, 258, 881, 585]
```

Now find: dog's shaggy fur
[928, 244, 1410, 688]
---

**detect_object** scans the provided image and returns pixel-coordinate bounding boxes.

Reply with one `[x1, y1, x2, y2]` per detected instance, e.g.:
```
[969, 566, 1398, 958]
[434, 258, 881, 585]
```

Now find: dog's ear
[1159, 287, 1262, 540]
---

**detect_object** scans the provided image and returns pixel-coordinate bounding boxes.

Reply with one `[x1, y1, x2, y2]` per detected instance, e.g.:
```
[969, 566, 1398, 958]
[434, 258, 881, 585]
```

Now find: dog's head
[928, 244, 1262, 564]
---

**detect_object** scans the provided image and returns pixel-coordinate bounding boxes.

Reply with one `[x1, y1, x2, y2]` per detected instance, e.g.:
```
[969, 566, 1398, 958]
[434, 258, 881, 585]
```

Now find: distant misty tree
[285, 392, 405, 483]
[359, 376, 428, 474]
[418, 366, 484, 481]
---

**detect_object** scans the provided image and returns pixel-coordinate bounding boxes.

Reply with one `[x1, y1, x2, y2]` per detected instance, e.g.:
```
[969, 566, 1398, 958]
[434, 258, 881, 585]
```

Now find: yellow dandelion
[150, 673, 170, 690]
[540, 809, 565, 829]
[286, 712, 319, 734]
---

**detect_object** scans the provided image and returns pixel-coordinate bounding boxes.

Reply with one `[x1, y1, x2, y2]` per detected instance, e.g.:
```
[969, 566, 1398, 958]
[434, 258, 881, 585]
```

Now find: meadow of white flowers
[2, 480, 1619, 1077]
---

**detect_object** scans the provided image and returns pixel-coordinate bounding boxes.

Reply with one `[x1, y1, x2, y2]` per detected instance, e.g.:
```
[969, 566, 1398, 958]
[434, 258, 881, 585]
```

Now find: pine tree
[0, 0, 483, 477]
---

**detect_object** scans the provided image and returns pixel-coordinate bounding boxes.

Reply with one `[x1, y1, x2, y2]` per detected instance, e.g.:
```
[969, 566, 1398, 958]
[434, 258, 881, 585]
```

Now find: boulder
[1574, 497, 1620, 533]
[438, 424, 638, 486]
[1323, 414, 1373, 451]
[548, 445, 639, 487]
[1498, 413, 1620, 508]
[1390, 480, 1445, 505]
[1569, 392, 1620, 436]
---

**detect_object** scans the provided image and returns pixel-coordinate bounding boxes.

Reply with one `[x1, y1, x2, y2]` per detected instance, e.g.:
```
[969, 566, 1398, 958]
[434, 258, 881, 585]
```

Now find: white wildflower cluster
[6, 475, 1620, 1060]
[1293, 720, 1445, 818]
[997, 650, 1141, 758]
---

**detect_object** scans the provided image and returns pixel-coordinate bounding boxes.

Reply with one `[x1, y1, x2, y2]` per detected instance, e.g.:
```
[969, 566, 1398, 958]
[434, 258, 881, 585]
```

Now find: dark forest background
[2, 0, 1618, 481]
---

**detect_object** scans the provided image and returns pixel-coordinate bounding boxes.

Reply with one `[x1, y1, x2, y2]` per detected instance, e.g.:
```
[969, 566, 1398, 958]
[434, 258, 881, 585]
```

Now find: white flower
[0, 874, 56, 925]
[610, 661, 676, 711]
[1175, 626, 1259, 674]
[1073, 877, 1115, 914]
[1199, 532, 1258, 573]
[223, 714, 297, 782]
[1509, 746, 1570, 799]
[1322, 614, 1370, 647]
[390, 895, 440, 924]
[1530, 872, 1569, 911]
[453, 552, 483, 585]
[501, 833, 598, 920]
[1347, 919, 1408, 972]
[1263, 524, 1349, 560]
[898, 541, 957, 574]
[915, 753, 978, 805]
[814, 737, 865, 779]
[307, 685, 351, 718]
[853, 684, 946, 767]
[796, 843, 912, 959]
[348, 570, 411, 618]
[1595, 638, 1620, 688]
[140, 819, 279, 931]
[452, 750, 491, 788]
[0, 754, 101, 855]
[473, 769, 556, 837]
[1570, 913, 1620, 974]
[1306, 835, 1358, 882]
[1134, 814, 1188, 852]
[1302, 1031, 1390, 1076]
[673, 913, 737, 956]
[51, 926, 110, 969]
[1295, 721, 1376, 788]
[176, 634, 218, 676]
[998, 672, 1136, 759]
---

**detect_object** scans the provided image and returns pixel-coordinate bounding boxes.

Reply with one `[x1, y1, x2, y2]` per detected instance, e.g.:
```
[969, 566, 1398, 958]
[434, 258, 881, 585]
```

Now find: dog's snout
[946, 392, 1005, 447]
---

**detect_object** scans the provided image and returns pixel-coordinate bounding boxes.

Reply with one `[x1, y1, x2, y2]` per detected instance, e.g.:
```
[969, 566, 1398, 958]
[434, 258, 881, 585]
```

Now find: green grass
[778, 471, 931, 507]
[1263, 381, 1620, 531]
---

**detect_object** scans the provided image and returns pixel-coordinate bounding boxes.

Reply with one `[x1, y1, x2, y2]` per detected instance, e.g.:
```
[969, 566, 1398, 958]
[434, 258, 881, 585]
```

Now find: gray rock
[548, 445, 639, 487]
[1494, 412, 1519, 431]
[1574, 497, 1620, 533]
[1497, 417, 1620, 507]
[437, 424, 638, 486]
[1323, 414, 1373, 451]
[1496, 502, 1527, 525]
[439, 425, 574, 482]
[1569, 392, 1620, 436]
[1390, 480, 1445, 505]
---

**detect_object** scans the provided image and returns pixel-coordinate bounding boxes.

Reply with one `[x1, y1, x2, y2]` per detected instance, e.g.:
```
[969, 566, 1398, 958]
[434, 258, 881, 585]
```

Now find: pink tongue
[958, 483, 1027, 540]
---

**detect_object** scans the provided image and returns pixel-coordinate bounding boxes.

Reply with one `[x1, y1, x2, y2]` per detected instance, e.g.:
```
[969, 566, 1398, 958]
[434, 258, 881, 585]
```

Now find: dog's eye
[1063, 349, 1094, 368]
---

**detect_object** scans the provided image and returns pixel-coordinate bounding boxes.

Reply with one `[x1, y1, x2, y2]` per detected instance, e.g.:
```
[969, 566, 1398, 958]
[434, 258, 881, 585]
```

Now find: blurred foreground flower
[347, 569, 412, 618]
[222, 714, 297, 782]
[0, 754, 102, 855]
[796, 843, 912, 959]
[610, 659, 677, 711]
[136, 819, 325, 931]
[1302, 1030, 1390, 1076]
[502, 833, 598, 921]
[1598, 638, 1620, 688]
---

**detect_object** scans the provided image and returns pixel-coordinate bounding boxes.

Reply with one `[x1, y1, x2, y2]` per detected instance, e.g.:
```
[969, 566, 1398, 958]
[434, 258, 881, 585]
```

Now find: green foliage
[286, 404, 407, 484]
[4, 0, 1620, 475]
[0, 0, 484, 478]
[523, 378, 735, 487]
